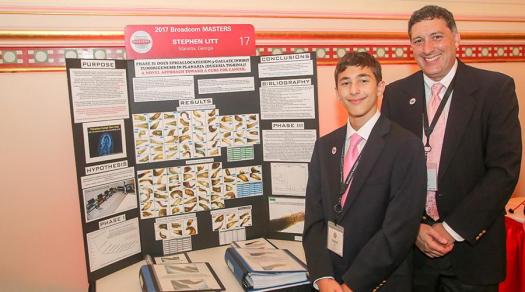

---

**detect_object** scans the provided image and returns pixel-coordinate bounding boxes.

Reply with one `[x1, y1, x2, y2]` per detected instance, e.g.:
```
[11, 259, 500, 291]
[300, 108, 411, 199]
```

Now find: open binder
[139, 262, 224, 292]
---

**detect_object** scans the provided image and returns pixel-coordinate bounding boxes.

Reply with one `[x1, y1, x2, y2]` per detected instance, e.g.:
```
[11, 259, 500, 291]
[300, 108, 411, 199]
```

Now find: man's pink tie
[426, 83, 445, 221]
[341, 133, 363, 206]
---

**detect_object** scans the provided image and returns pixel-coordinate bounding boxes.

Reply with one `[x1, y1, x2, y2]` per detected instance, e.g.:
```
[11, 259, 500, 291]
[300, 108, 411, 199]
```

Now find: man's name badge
[427, 162, 438, 191]
[327, 221, 344, 257]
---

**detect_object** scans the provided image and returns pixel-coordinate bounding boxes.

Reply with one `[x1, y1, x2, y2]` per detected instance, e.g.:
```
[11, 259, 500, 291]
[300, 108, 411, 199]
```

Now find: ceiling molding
[1, 5, 525, 23]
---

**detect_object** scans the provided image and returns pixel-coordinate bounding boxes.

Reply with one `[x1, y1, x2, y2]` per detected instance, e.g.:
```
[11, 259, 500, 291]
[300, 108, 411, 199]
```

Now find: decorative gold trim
[0, 67, 65, 73]
[256, 31, 525, 40]
[1, 30, 524, 73]
[0, 30, 122, 40]
[2, 30, 525, 41]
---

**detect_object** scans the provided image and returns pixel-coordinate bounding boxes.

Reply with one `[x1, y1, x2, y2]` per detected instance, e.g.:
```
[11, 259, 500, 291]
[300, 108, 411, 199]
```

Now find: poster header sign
[125, 24, 256, 59]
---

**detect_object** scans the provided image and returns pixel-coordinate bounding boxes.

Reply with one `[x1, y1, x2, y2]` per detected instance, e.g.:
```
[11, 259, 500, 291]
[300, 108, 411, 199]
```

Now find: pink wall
[0, 72, 87, 292]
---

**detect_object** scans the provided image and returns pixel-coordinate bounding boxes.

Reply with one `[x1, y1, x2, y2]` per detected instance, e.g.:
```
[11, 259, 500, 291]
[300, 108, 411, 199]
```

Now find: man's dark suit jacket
[303, 115, 427, 291]
[381, 60, 522, 285]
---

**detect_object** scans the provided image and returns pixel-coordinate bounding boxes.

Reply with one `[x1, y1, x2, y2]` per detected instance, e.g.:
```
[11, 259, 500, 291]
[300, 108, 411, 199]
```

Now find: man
[303, 52, 426, 292]
[381, 5, 522, 291]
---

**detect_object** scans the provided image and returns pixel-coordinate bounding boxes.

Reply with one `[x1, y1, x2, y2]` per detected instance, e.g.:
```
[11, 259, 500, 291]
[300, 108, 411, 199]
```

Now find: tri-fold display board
[66, 53, 319, 282]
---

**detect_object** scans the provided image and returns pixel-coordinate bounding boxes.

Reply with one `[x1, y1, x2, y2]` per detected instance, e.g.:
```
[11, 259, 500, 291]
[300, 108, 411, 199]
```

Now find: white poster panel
[133, 75, 195, 102]
[260, 79, 315, 120]
[69, 61, 129, 123]
[262, 129, 316, 162]
[270, 163, 308, 196]
[86, 218, 141, 272]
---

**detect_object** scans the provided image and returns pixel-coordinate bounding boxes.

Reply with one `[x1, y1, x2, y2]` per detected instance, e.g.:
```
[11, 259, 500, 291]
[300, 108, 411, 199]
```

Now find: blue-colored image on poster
[83, 120, 126, 163]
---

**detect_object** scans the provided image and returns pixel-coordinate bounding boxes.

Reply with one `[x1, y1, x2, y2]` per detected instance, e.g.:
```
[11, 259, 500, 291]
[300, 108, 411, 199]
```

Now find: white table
[95, 239, 305, 292]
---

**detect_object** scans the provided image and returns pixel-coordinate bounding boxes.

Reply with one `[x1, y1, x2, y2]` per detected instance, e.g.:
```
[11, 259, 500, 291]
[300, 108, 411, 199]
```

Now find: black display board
[66, 53, 318, 282]
[66, 59, 143, 282]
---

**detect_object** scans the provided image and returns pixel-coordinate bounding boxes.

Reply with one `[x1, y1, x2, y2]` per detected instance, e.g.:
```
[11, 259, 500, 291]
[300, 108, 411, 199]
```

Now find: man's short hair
[334, 52, 382, 87]
[408, 5, 457, 37]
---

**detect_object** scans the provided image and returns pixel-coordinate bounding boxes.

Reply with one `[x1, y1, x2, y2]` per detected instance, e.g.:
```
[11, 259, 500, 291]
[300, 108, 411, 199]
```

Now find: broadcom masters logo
[130, 31, 153, 54]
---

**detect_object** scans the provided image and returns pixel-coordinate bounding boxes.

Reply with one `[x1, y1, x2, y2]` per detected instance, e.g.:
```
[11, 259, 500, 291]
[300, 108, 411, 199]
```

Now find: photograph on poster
[83, 120, 127, 164]
[83, 178, 137, 223]
[268, 197, 305, 234]
[154, 213, 198, 241]
[210, 205, 253, 232]
[138, 163, 262, 220]
[133, 110, 259, 164]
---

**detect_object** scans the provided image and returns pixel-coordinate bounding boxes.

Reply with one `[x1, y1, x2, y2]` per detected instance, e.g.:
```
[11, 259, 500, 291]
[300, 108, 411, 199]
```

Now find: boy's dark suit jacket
[381, 60, 521, 284]
[303, 115, 427, 291]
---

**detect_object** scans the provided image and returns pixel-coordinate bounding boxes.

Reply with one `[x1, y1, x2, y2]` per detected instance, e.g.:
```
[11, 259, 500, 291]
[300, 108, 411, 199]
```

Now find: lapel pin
[409, 98, 416, 105]
[332, 147, 337, 155]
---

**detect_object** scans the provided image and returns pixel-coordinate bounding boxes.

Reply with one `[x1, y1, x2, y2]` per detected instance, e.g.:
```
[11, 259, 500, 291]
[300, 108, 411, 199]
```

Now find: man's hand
[341, 283, 353, 292]
[432, 223, 455, 246]
[317, 278, 343, 292]
[415, 223, 454, 258]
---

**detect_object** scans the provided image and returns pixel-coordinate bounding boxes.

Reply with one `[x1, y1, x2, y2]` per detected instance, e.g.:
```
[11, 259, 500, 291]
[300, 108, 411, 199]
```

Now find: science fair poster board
[66, 52, 318, 281]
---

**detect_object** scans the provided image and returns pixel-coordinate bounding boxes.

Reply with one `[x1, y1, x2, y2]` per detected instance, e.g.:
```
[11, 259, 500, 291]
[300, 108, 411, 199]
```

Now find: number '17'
[240, 36, 250, 46]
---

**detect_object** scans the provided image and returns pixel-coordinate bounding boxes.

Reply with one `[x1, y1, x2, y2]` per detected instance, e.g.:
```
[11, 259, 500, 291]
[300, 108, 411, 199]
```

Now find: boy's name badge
[327, 221, 344, 257]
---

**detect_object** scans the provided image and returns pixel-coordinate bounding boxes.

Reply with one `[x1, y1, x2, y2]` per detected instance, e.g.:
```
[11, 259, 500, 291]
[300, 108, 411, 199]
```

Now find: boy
[303, 52, 426, 292]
